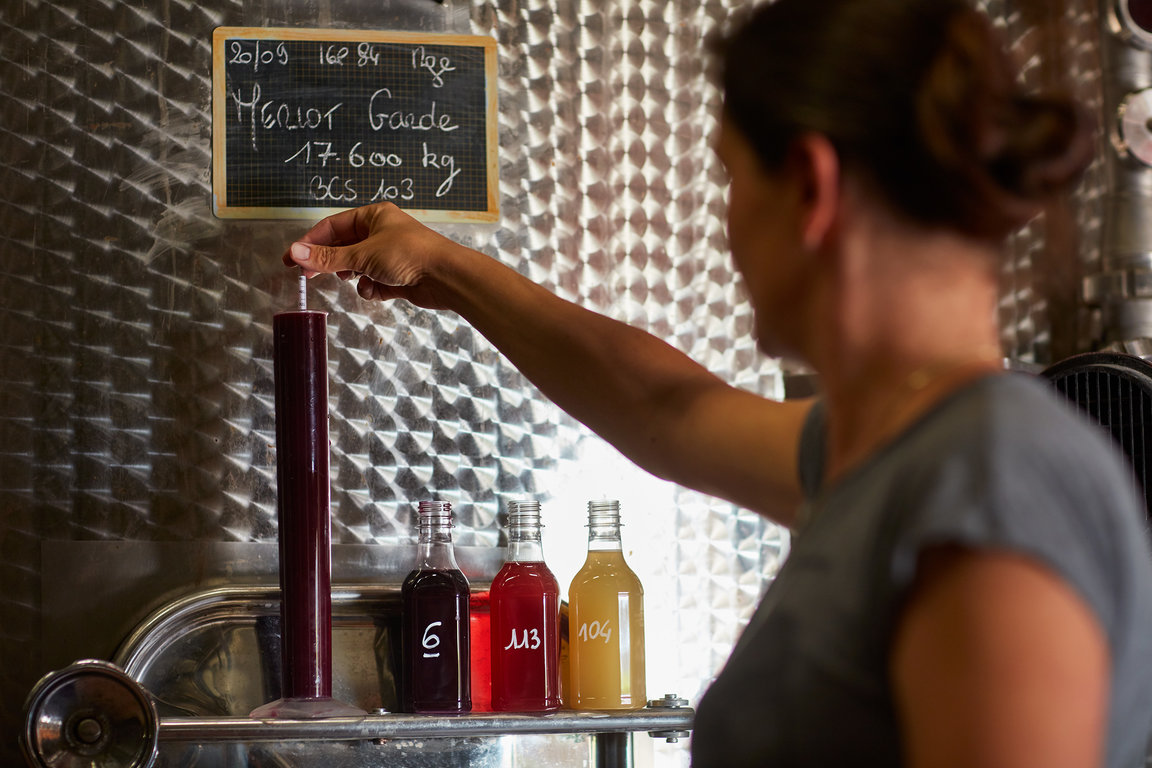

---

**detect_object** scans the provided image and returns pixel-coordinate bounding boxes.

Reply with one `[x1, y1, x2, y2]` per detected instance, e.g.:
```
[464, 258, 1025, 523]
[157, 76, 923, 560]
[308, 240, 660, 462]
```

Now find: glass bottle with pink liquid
[568, 499, 646, 710]
[489, 499, 562, 712]
[401, 500, 471, 714]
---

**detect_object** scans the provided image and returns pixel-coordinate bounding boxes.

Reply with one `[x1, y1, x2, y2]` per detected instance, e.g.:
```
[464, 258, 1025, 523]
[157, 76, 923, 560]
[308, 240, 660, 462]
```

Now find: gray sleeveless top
[690, 373, 1152, 767]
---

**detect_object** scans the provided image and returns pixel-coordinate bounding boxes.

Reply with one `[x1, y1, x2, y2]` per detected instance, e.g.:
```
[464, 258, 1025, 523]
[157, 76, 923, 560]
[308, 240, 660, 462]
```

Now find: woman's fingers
[281, 204, 391, 268]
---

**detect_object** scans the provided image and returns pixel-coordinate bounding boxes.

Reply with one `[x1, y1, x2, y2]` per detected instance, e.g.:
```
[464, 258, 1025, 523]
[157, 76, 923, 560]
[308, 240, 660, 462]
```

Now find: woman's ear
[789, 133, 841, 252]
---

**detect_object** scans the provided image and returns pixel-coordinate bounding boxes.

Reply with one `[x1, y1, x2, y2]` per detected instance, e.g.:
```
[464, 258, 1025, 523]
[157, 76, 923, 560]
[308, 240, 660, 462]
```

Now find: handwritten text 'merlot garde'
[229, 86, 458, 151]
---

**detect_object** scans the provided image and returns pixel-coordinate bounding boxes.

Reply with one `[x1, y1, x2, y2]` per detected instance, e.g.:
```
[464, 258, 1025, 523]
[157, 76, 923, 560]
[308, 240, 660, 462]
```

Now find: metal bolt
[74, 717, 104, 744]
[646, 693, 691, 743]
[648, 729, 692, 744]
[371, 708, 389, 745]
[646, 693, 688, 709]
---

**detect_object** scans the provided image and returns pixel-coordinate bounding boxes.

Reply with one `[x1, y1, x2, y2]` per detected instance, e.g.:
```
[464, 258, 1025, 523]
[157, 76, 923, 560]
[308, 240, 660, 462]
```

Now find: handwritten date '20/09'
[229, 40, 457, 90]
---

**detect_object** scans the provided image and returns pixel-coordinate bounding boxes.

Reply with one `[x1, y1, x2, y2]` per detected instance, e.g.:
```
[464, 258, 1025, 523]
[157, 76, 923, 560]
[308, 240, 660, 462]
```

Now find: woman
[284, 0, 1152, 764]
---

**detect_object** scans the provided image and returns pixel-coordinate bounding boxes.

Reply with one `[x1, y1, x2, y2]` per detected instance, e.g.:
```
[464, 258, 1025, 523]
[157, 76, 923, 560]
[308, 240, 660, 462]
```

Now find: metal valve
[22, 659, 159, 768]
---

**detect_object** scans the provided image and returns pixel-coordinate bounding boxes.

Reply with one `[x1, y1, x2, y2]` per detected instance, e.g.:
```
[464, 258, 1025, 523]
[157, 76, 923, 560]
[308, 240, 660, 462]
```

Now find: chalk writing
[368, 90, 459, 133]
[370, 177, 415, 203]
[412, 46, 456, 88]
[503, 627, 542, 651]
[214, 28, 497, 220]
[228, 40, 289, 72]
[421, 621, 443, 659]
[229, 84, 343, 150]
[422, 143, 460, 197]
[357, 43, 380, 68]
[577, 619, 613, 645]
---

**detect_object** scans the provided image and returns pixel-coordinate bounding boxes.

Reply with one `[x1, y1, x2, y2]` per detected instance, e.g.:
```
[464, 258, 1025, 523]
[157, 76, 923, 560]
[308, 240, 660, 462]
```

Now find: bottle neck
[505, 500, 546, 562]
[507, 533, 545, 562]
[418, 531, 460, 569]
[586, 500, 625, 552]
[587, 527, 623, 552]
[416, 502, 460, 570]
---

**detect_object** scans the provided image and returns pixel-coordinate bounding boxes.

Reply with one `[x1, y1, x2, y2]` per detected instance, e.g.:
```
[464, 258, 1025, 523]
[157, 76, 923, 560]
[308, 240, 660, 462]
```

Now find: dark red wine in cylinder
[490, 561, 561, 712]
[402, 568, 472, 713]
[273, 310, 332, 700]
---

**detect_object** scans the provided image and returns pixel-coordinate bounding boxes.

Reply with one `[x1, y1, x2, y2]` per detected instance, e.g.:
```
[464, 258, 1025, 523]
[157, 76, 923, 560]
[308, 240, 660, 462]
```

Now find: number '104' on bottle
[569, 499, 646, 710]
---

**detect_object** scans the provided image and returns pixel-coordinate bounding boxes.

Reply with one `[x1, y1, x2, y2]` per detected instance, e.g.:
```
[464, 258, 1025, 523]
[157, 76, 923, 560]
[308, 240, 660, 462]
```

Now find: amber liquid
[568, 550, 645, 709]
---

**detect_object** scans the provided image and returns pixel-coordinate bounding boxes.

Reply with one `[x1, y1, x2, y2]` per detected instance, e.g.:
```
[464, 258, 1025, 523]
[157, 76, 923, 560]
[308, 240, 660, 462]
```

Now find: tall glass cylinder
[273, 309, 332, 700]
[252, 308, 361, 718]
[568, 500, 646, 710]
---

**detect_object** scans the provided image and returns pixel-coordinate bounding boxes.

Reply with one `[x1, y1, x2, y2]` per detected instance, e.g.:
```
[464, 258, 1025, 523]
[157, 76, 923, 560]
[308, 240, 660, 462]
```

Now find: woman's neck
[808, 223, 1005, 483]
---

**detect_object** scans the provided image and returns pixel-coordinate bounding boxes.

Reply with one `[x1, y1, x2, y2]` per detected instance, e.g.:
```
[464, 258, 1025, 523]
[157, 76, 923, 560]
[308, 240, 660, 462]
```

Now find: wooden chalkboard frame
[211, 27, 499, 222]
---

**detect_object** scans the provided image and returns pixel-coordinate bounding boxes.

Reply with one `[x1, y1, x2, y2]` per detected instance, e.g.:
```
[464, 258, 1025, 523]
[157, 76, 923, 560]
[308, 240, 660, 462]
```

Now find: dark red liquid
[402, 568, 472, 713]
[273, 310, 332, 700]
[489, 561, 561, 712]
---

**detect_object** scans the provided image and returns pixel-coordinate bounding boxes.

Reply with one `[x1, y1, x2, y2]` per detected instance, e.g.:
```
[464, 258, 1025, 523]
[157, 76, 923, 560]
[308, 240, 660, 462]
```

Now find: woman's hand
[282, 202, 465, 310]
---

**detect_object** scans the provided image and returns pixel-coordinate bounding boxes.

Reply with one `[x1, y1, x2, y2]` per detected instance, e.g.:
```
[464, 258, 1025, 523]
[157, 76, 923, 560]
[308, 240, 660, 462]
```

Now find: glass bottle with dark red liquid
[489, 499, 561, 712]
[401, 501, 472, 714]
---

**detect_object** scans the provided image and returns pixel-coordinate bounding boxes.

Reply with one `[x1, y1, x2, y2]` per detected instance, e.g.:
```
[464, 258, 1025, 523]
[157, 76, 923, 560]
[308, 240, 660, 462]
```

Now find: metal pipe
[114, 583, 403, 680]
[24, 659, 694, 768]
[157, 709, 693, 742]
[1094, 0, 1152, 342]
[593, 732, 632, 768]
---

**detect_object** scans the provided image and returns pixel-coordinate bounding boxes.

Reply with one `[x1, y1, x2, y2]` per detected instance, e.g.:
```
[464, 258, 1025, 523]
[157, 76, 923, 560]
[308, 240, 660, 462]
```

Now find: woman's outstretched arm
[285, 202, 813, 525]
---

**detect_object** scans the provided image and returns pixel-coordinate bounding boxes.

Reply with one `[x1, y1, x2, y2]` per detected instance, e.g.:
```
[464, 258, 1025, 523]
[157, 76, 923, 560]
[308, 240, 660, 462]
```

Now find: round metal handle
[1117, 89, 1152, 166]
[1115, 0, 1152, 49]
[22, 659, 159, 768]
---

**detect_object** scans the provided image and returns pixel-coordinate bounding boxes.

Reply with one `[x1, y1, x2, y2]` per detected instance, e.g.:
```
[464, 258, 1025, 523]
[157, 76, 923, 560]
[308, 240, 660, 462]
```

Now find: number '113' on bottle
[489, 500, 561, 712]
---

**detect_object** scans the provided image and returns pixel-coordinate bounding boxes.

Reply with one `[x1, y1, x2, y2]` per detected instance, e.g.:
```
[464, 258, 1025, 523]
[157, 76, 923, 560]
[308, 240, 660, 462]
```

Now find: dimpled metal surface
[0, 1, 1099, 765]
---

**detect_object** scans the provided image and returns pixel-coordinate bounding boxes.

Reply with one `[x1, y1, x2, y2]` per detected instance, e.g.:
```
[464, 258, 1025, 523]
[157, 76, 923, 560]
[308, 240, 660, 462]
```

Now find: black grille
[1042, 352, 1152, 521]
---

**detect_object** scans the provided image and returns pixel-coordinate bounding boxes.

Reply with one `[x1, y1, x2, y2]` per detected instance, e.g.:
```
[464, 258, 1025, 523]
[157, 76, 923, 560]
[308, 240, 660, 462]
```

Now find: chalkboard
[211, 27, 499, 222]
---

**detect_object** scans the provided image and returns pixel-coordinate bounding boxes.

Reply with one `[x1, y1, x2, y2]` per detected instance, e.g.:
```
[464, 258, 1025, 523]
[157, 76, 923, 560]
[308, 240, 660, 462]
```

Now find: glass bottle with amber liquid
[489, 499, 561, 712]
[401, 501, 471, 714]
[568, 499, 646, 710]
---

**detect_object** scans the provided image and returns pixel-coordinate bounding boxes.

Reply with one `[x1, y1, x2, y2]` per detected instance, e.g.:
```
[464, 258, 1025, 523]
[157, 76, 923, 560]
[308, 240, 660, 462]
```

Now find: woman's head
[713, 0, 1094, 242]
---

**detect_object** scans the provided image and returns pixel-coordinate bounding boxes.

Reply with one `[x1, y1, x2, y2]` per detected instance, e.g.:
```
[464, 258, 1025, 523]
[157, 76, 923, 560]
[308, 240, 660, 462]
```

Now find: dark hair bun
[916, 11, 1095, 237]
[715, 0, 1095, 241]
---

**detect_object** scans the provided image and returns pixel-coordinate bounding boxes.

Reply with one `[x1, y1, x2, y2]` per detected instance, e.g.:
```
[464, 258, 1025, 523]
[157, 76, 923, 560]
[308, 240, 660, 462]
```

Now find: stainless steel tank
[0, 0, 1102, 765]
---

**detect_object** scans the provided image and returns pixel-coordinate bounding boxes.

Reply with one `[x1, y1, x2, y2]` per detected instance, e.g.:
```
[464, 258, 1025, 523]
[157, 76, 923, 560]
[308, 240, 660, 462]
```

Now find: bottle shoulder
[403, 567, 470, 593]
[569, 554, 643, 592]
[492, 561, 560, 594]
[576, 549, 637, 571]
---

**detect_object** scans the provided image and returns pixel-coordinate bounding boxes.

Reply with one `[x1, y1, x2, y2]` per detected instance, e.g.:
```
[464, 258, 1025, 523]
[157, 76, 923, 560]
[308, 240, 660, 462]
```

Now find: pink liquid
[470, 590, 493, 712]
[489, 561, 561, 712]
[402, 568, 472, 713]
[272, 310, 332, 700]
